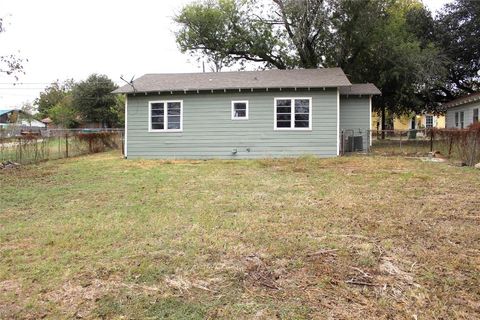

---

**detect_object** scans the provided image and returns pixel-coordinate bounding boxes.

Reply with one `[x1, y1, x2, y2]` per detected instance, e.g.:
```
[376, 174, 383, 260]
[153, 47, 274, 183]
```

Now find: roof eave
[115, 85, 351, 95]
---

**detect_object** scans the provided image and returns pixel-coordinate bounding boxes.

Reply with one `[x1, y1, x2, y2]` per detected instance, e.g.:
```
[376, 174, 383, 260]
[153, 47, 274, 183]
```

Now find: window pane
[168, 122, 180, 129]
[277, 114, 291, 121]
[426, 115, 433, 128]
[295, 99, 310, 113]
[277, 121, 291, 128]
[152, 123, 164, 130]
[151, 116, 164, 123]
[151, 109, 164, 116]
[235, 109, 246, 118]
[277, 106, 291, 113]
[295, 121, 309, 128]
[151, 102, 164, 109]
[277, 100, 291, 115]
[167, 102, 181, 109]
[168, 115, 180, 123]
[151, 103, 164, 116]
[276, 99, 291, 107]
[168, 108, 181, 116]
[233, 102, 247, 118]
[234, 102, 247, 110]
[295, 114, 309, 121]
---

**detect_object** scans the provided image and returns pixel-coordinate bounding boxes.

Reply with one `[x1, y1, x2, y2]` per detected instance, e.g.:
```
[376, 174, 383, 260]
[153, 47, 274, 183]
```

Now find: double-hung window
[473, 108, 479, 123]
[274, 97, 312, 130]
[425, 115, 434, 128]
[149, 100, 183, 132]
[455, 112, 459, 128]
[460, 111, 464, 128]
[231, 101, 248, 120]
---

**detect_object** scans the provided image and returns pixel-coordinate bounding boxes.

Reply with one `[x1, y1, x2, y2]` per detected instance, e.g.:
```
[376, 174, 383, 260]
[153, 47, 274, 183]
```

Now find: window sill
[274, 128, 312, 131]
[148, 129, 183, 133]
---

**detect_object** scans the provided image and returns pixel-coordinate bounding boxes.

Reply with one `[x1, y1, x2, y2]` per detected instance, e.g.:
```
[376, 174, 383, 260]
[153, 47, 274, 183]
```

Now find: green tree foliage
[71, 74, 121, 128]
[433, 0, 480, 100]
[34, 80, 75, 118]
[48, 95, 79, 128]
[174, 0, 462, 116]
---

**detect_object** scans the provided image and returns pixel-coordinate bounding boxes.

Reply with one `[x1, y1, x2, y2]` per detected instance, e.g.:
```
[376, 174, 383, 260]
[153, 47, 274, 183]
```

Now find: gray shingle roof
[339, 83, 381, 95]
[443, 92, 480, 108]
[113, 68, 352, 94]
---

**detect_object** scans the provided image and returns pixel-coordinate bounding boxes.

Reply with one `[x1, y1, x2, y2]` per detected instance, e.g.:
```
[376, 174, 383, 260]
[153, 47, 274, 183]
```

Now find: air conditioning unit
[345, 135, 364, 152]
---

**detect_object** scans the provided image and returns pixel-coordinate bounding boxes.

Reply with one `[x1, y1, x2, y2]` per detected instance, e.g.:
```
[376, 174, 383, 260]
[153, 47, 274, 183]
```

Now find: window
[149, 100, 182, 132]
[455, 112, 459, 128]
[274, 97, 312, 130]
[425, 115, 434, 128]
[460, 111, 464, 129]
[474, 108, 479, 123]
[231, 101, 248, 120]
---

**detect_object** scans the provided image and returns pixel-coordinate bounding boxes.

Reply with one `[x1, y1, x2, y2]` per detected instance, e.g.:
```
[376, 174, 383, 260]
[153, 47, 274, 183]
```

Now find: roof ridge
[142, 67, 343, 76]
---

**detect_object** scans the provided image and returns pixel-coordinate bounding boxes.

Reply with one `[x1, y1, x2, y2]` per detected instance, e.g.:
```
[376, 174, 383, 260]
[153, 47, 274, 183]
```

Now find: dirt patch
[0, 280, 23, 318]
[45, 280, 112, 318]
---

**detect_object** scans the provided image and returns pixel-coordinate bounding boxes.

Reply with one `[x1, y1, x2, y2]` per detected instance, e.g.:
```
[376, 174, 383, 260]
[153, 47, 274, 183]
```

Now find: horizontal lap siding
[446, 102, 479, 128]
[339, 96, 370, 150]
[126, 90, 338, 159]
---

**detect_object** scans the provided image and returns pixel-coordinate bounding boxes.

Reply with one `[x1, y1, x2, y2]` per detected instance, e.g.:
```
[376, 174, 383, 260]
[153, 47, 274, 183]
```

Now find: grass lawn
[1, 152, 479, 319]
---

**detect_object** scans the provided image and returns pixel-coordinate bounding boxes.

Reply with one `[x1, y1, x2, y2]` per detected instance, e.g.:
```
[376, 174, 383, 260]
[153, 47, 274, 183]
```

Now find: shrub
[76, 132, 119, 153]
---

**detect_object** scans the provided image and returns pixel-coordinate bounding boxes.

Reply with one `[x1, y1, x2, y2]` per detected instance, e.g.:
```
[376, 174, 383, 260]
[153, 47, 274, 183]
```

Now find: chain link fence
[0, 128, 124, 165]
[368, 128, 480, 166]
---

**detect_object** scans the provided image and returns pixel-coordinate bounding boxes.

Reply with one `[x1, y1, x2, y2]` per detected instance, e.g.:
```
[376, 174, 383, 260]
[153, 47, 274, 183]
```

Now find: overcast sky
[0, 0, 452, 107]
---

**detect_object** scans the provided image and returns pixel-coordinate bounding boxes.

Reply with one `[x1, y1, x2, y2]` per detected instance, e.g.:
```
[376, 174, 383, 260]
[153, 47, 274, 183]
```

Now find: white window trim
[425, 114, 434, 128]
[273, 97, 312, 131]
[231, 100, 249, 120]
[148, 100, 183, 132]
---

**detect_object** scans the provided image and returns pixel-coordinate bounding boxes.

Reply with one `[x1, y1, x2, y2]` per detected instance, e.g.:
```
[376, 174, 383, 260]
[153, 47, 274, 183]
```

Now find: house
[370, 113, 445, 132]
[0, 109, 46, 129]
[393, 114, 445, 130]
[444, 92, 480, 129]
[113, 68, 381, 159]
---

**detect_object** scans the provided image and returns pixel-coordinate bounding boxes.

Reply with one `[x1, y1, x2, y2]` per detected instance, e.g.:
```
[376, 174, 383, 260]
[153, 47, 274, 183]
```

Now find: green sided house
[113, 68, 380, 159]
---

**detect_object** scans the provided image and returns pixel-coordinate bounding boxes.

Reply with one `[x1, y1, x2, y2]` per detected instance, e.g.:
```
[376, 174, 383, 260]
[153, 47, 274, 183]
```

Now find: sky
[0, 0, 453, 108]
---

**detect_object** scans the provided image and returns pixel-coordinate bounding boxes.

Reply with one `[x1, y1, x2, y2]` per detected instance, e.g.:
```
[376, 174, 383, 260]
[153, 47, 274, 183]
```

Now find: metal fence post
[18, 138, 22, 164]
[65, 133, 69, 158]
[430, 129, 434, 152]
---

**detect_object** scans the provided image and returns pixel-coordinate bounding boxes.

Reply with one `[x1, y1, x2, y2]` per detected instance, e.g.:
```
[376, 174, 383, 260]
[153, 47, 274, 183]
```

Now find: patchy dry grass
[1, 152, 479, 319]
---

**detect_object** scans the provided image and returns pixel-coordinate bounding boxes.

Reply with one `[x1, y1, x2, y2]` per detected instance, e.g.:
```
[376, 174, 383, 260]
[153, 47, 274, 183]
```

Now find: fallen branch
[346, 279, 382, 287]
[306, 249, 338, 257]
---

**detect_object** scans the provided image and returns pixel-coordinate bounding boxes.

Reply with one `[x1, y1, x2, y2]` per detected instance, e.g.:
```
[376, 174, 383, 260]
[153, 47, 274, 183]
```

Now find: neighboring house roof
[443, 92, 480, 109]
[0, 109, 17, 116]
[113, 68, 352, 94]
[339, 83, 381, 96]
[19, 119, 45, 128]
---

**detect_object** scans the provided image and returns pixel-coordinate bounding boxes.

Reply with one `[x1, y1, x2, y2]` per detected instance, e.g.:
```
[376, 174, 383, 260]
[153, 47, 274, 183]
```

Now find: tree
[0, 17, 25, 79]
[71, 74, 121, 127]
[48, 96, 79, 128]
[34, 79, 75, 118]
[174, 0, 446, 120]
[432, 0, 480, 101]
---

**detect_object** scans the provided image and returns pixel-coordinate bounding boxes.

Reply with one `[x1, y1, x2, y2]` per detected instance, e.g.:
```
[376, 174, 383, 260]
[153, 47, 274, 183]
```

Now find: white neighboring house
[0, 109, 46, 130]
[444, 92, 480, 129]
